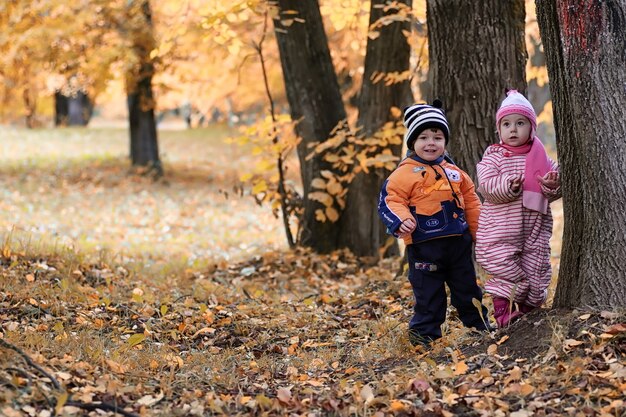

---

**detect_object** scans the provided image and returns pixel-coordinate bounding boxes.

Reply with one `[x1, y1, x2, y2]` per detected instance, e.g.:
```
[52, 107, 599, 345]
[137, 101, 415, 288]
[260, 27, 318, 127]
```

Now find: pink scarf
[500, 137, 551, 214]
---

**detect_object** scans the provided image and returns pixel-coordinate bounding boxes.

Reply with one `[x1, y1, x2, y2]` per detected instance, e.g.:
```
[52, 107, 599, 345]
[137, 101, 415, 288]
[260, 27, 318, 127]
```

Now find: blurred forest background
[0, 1, 551, 135]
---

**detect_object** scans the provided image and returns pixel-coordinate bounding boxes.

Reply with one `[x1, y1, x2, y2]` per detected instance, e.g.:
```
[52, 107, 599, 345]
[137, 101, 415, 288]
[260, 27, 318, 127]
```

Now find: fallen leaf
[390, 400, 406, 412]
[604, 323, 626, 334]
[106, 359, 127, 374]
[55, 392, 68, 414]
[191, 327, 216, 338]
[360, 384, 374, 404]
[563, 339, 583, 351]
[510, 410, 532, 417]
[127, 333, 146, 347]
[136, 392, 164, 407]
[276, 387, 291, 404]
[454, 361, 468, 376]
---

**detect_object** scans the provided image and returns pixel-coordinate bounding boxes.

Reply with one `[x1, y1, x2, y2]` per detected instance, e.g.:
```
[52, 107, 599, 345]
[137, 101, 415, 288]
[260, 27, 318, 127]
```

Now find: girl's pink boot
[492, 297, 523, 328]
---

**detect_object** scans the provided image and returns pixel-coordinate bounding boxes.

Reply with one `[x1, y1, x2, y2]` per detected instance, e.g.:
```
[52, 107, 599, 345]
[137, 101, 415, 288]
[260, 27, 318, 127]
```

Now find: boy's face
[499, 113, 532, 147]
[413, 128, 445, 161]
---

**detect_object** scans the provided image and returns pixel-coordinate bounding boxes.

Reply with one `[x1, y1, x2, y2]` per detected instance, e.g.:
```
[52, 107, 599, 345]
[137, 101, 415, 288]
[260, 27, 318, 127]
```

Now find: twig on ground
[0, 338, 61, 390]
[66, 401, 140, 417]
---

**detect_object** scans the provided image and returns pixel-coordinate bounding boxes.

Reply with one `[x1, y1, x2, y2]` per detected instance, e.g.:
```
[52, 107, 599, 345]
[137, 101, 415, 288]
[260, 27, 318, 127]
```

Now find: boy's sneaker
[408, 329, 435, 348]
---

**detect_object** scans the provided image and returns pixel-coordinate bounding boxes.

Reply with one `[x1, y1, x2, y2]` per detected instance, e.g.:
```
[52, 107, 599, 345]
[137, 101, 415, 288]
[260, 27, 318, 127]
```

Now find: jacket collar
[409, 154, 444, 165]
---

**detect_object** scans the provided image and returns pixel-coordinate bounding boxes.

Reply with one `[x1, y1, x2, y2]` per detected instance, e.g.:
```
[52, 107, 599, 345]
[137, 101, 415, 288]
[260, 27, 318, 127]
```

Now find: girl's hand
[538, 171, 560, 189]
[398, 218, 416, 237]
[510, 174, 524, 193]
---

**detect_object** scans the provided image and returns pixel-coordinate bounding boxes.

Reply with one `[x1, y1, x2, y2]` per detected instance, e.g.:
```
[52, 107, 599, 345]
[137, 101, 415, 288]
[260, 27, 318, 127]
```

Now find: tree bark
[336, 0, 413, 258]
[273, 0, 346, 252]
[55, 91, 93, 126]
[54, 91, 69, 126]
[535, 0, 626, 308]
[126, 0, 162, 176]
[427, 0, 527, 182]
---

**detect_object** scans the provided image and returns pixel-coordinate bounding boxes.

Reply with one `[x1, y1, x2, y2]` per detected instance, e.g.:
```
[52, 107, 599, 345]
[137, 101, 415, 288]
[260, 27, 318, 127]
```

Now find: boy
[378, 101, 490, 346]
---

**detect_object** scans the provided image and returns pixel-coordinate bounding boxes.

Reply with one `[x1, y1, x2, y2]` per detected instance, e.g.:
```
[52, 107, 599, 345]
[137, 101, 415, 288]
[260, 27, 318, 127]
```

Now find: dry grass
[0, 126, 287, 272]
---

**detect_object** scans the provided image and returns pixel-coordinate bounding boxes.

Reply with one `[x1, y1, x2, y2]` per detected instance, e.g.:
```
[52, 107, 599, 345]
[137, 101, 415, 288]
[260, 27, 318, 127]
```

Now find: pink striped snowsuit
[475, 145, 561, 307]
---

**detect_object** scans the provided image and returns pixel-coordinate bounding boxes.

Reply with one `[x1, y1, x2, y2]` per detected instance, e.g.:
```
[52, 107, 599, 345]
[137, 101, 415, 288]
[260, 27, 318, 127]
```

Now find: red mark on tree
[558, 0, 603, 53]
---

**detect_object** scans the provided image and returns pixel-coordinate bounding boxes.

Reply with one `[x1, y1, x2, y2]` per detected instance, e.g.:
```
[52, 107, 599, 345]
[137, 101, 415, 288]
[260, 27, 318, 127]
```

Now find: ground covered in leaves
[1, 249, 624, 417]
[0, 127, 621, 416]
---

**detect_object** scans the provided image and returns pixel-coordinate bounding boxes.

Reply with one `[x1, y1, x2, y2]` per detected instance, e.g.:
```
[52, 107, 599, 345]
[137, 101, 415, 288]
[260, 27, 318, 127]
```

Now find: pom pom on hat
[496, 89, 537, 134]
[403, 100, 450, 149]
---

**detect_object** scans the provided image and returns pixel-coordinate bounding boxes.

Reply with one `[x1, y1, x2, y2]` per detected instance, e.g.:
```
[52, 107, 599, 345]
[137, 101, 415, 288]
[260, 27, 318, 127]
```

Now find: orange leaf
[106, 359, 127, 374]
[454, 361, 468, 376]
[325, 207, 339, 222]
[390, 400, 405, 412]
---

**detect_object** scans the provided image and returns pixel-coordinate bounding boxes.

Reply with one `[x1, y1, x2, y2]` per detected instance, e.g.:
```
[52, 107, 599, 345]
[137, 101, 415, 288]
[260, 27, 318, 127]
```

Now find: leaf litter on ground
[1, 248, 624, 416]
[0, 127, 623, 416]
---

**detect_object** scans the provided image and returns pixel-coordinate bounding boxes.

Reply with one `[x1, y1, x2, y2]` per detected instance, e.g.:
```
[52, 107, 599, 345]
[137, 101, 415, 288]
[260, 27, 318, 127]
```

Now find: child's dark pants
[407, 231, 489, 344]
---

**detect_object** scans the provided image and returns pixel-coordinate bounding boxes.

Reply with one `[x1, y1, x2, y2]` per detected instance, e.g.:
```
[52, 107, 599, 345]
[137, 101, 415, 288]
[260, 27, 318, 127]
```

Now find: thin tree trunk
[273, 0, 346, 252]
[126, 0, 162, 176]
[427, 0, 527, 182]
[536, 0, 626, 308]
[54, 91, 69, 126]
[336, 0, 413, 258]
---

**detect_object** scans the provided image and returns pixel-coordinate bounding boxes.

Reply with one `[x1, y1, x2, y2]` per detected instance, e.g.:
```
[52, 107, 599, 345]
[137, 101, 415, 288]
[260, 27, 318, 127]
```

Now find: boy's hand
[398, 218, 416, 237]
[538, 171, 560, 189]
[510, 174, 524, 193]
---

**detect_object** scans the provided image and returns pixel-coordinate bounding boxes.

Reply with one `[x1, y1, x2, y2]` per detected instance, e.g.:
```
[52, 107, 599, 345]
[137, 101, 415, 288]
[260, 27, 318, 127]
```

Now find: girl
[475, 90, 561, 328]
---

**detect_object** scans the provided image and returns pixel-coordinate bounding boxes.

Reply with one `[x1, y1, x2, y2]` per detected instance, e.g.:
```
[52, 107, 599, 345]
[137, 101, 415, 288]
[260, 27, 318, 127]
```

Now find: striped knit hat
[403, 99, 450, 149]
[496, 90, 537, 136]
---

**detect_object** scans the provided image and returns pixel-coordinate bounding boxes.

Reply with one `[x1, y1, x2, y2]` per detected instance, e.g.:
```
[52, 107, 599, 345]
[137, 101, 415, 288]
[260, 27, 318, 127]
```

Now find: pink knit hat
[496, 90, 537, 137]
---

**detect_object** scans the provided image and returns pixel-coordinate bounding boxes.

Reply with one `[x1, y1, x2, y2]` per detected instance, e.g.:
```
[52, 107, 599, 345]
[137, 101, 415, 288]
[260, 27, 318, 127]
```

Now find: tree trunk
[535, 0, 626, 308]
[54, 91, 69, 126]
[55, 91, 93, 126]
[336, 0, 413, 258]
[126, 0, 162, 175]
[273, 0, 346, 252]
[427, 0, 527, 181]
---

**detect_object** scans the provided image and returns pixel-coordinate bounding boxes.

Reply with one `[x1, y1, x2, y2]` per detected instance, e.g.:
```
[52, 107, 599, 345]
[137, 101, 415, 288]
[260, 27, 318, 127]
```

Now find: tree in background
[0, 1, 119, 127]
[336, 0, 413, 257]
[54, 90, 94, 127]
[535, 0, 626, 308]
[125, 0, 162, 176]
[272, 0, 419, 256]
[426, 0, 528, 181]
[272, 0, 348, 253]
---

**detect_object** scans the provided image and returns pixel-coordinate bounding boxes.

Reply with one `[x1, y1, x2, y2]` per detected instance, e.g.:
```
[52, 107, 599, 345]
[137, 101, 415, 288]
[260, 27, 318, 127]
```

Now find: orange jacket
[378, 155, 481, 245]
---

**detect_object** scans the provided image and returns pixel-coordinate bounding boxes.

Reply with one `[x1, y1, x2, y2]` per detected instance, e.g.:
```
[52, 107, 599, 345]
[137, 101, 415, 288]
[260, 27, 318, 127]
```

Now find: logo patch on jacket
[413, 166, 425, 173]
[415, 262, 438, 271]
[444, 168, 461, 182]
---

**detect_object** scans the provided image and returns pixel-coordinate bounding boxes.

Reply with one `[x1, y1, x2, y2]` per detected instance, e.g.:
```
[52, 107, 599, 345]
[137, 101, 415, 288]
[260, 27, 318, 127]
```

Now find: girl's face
[413, 128, 446, 161]
[499, 113, 532, 147]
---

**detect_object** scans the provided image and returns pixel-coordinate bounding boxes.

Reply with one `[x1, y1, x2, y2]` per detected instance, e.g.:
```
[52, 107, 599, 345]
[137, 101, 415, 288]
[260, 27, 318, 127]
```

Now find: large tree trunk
[427, 0, 527, 181]
[273, 0, 346, 252]
[336, 0, 413, 258]
[535, 0, 626, 308]
[126, 0, 162, 176]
